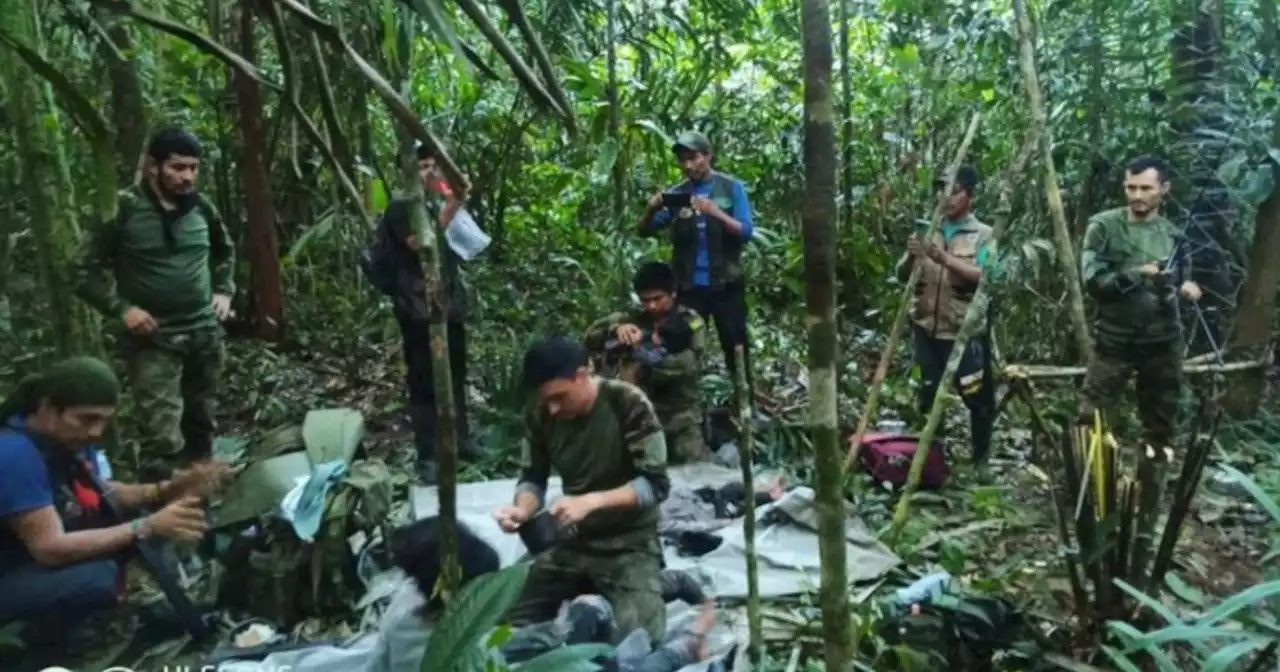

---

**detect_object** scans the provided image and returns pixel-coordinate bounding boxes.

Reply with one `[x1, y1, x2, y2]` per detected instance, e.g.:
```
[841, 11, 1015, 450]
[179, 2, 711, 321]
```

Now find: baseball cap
[672, 131, 713, 155]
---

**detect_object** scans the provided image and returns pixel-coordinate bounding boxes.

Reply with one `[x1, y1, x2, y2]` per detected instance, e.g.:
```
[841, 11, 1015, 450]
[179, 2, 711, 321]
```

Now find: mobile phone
[662, 192, 693, 211]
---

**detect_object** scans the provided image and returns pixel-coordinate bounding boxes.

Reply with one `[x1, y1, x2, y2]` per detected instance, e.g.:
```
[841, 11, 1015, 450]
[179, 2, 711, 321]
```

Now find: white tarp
[409, 462, 902, 600]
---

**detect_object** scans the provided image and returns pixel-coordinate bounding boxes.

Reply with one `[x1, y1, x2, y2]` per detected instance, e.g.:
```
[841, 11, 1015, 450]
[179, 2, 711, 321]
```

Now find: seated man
[0, 357, 228, 652]
[494, 336, 670, 643]
[367, 516, 717, 672]
[584, 261, 711, 463]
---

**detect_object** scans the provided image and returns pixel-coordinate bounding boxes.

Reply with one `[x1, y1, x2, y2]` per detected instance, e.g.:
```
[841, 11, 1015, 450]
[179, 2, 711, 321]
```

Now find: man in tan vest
[894, 166, 998, 466]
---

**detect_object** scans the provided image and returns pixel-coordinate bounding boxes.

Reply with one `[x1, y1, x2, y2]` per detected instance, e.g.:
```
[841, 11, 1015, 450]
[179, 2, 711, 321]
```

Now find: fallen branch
[842, 112, 983, 475]
[1003, 355, 1269, 381]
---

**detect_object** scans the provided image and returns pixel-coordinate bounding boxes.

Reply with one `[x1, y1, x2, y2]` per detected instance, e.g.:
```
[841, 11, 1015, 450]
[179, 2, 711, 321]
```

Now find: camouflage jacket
[71, 184, 235, 334]
[1080, 207, 1181, 346]
[582, 305, 705, 422]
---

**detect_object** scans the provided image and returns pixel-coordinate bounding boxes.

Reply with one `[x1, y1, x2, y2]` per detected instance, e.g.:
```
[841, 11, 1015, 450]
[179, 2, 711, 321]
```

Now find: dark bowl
[517, 509, 562, 555]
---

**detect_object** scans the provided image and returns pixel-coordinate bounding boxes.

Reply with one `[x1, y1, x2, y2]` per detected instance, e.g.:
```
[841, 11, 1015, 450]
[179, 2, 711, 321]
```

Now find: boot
[408, 403, 439, 486]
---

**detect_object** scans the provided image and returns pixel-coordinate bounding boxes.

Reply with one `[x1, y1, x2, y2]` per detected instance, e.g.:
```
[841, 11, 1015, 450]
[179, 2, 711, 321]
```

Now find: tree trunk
[4, 8, 83, 358]
[1223, 0, 1279, 416]
[1013, 0, 1093, 363]
[97, 16, 148, 184]
[234, 0, 284, 342]
[801, 0, 853, 666]
[836, 0, 861, 314]
[390, 14, 461, 598]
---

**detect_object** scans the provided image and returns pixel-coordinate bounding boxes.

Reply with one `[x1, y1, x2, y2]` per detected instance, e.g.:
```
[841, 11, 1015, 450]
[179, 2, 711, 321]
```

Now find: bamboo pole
[733, 345, 763, 664]
[841, 112, 982, 474]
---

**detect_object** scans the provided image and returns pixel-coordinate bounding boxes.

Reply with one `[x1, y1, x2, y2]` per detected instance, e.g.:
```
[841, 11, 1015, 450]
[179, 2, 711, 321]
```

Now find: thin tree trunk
[837, 0, 860, 314]
[97, 15, 148, 184]
[890, 136, 1036, 539]
[733, 347, 762, 664]
[1013, 0, 1093, 364]
[4, 8, 81, 358]
[391, 17, 461, 597]
[1223, 0, 1280, 416]
[801, 0, 852, 666]
[234, 0, 284, 342]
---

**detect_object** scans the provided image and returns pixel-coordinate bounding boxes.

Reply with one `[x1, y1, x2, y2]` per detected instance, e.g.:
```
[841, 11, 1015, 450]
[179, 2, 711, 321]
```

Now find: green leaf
[980, 88, 995, 102]
[1163, 573, 1207, 606]
[590, 138, 619, 186]
[512, 643, 613, 672]
[1203, 639, 1269, 672]
[420, 562, 533, 672]
[633, 119, 674, 148]
[1098, 645, 1145, 672]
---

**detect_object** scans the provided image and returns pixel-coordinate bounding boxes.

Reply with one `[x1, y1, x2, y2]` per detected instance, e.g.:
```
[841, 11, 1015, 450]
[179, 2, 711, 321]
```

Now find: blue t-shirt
[0, 416, 105, 571]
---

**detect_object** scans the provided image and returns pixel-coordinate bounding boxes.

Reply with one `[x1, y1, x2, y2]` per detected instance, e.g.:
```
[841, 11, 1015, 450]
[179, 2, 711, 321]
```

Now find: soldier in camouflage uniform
[584, 261, 711, 464]
[1079, 155, 1202, 449]
[71, 128, 235, 464]
[494, 336, 670, 644]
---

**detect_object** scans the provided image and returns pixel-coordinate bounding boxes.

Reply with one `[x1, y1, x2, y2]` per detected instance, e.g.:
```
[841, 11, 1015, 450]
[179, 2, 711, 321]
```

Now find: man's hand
[165, 461, 234, 500]
[615, 323, 644, 346]
[1137, 263, 1162, 278]
[145, 496, 208, 542]
[211, 294, 233, 321]
[906, 236, 943, 263]
[647, 192, 663, 210]
[691, 196, 723, 218]
[123, 306, 157, 335]
[549, 494, 599, 526]
[1180, 280, 1203, 302]
[494, 505, 530, 533]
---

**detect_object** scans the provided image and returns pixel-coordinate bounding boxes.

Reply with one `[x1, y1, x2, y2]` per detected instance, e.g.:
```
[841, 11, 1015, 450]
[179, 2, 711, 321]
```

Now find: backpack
[358, 217, 399, 297]
[857, 432, 950, 490]
[217, 459, 395, 627]
[878, 589, 1027, 671]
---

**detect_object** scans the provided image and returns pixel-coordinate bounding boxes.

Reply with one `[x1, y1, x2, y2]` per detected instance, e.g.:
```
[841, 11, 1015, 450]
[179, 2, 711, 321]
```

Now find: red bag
[856, 432, 950, 490]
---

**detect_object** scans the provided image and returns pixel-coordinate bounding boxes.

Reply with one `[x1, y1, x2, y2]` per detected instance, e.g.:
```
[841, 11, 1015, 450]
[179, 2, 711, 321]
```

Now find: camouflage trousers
[659, 407, 710, 464]
[122, 328, 224, 463]
[1078, 339, 1183, 449]
[506, 539, 666, 644]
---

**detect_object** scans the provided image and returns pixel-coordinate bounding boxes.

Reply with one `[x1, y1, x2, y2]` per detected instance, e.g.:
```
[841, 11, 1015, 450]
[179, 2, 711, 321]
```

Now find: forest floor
[58, 332, 1276, 669]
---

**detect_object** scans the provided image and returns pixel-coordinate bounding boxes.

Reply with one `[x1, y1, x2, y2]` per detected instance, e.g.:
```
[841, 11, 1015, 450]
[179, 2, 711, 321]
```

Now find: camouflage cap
[672, 131, 713, 155]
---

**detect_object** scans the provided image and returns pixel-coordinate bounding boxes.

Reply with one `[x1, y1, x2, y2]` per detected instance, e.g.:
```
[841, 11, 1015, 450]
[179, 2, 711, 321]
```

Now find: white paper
[444, 208, 490, 261]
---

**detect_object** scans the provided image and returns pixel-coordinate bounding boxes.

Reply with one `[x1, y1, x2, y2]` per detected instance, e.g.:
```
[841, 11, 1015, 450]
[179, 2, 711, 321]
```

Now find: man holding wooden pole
[895, 166, 998, 465]
[1078, 155, 1201, 449]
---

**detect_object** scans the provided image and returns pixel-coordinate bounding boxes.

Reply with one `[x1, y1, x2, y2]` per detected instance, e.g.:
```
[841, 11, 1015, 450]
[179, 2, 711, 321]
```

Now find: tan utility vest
[910, 215, 992, 340]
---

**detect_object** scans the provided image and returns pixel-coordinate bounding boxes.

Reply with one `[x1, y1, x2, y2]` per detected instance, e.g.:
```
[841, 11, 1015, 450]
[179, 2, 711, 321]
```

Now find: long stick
[1013, 0, 1093, 362]
[733, 346, 763, 664]
[888, 134, 1036, 540]
[842, 112, 982, 474]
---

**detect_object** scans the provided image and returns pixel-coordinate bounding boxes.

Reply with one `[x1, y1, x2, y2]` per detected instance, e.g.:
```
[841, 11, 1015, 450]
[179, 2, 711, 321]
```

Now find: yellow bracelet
[148, 483, 162, 503]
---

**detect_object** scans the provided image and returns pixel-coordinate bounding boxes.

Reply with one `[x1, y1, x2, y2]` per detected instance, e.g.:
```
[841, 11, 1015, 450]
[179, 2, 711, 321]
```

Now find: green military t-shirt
[517, 377, 670, 552]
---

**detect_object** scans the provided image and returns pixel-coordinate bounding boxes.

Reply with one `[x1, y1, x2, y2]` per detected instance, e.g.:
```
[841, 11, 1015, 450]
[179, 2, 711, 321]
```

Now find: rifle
[1158, 233, 1225, 364]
